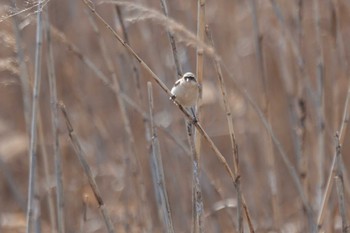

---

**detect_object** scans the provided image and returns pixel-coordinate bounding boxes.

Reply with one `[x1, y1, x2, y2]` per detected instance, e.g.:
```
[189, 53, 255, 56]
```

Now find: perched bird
[170, 72, 200, 107]
[170, 72, 200, 121]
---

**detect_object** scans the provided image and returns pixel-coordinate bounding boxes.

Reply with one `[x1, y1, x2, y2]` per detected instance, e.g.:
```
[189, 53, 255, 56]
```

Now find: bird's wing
[174, 79, 181, 87]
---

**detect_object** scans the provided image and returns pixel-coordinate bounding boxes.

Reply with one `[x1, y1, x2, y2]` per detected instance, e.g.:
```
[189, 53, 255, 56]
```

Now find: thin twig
[115, 5, 143, 102]
[45, 8, 65, 233]
[194, 0, 205, 161]
[313, 0, 326, 211]
[205, 26, 245, 233]
[37, 112, 57, 233]
[159, 0, 182, 77]
[295, 0, 308, 208]
[335, 176, 348, 233]
[193, 1, 205, 231]
[147, 82, 175, 233]
[59, 103, 115, 233]
[26, 0, 43, 232]
[317, 82, 350, 227]
[335, 133, 348, 233]
[186, 121, 204, 233]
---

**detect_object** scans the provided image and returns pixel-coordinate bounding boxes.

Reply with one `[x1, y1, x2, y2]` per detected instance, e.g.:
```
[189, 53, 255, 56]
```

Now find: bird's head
[183, 72, 196, 82]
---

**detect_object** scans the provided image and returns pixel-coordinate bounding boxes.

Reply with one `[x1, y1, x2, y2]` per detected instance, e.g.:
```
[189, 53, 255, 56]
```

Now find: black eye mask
[185, 76, 196, 82]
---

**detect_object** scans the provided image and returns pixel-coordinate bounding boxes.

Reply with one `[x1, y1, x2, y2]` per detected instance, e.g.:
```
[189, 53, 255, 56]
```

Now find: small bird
[170, 72, 200, 120]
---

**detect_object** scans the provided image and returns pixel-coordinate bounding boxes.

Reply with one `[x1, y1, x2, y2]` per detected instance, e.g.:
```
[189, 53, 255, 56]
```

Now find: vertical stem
[249, 0, 280, 227]
[159, 0, 183, 77]
[26, 1, 43, 232]
[317, 83, 350, 228]
[335, 134, 348, 233]
[295, 0, 308, 206]
[115, 6, 143, 102]
[38, 113, 57, 233]
[147, 82, 175, 233]
[187, 122, 204, 233]
[313, 0, 325, 211]
[45, 9, 65, 233]
[194, 0, 206, 159]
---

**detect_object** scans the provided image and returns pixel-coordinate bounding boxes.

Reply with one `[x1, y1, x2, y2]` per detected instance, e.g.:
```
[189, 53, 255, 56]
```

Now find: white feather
[171, 73, 199, 107]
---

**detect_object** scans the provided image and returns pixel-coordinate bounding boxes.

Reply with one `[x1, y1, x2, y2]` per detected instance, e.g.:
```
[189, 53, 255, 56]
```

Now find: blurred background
[1, 0, 350, 232]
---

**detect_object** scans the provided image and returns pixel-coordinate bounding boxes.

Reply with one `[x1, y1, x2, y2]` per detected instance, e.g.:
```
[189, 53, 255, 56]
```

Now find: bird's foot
[191, 116, 198, 124]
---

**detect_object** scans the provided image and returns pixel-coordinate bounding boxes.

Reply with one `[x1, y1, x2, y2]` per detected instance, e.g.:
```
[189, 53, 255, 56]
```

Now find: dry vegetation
[1, 0, 350, 232]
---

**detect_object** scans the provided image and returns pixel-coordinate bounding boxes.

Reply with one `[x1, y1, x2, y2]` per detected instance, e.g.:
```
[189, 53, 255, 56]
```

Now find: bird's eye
[186, 76, 195, 81]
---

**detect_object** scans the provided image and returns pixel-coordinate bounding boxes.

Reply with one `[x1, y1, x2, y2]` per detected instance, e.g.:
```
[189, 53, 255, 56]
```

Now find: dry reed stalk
[194, 0, 205, 160]
[271, 2, 308, 196]
[317, 83, 350, 228]
[159, 0, 182, 77]
[37, 112, 57, 233]
[115, 6, 143, 102]
[331, 0, 350, 197]
[185, 121, 204, 233]
[26, 1, 43, 232]
[192, 155, 204, 233]
[147, 82, 175, 233]
[85, 9, 152, 231]
[205, 26, 245, 233]
[335, 175, 348, 233]
[316, 0, 350, 228]
[59, 103, 115, 233]
[248, 0, 280, 228]
[192, 2, 206, 229]
[295, 0, 308, 205]
[11, 5, 57, 231]
[313, 0, 326, 211]
[45, 9, 65, 233]
[277, 23, 317, 229]
[334, 134, 348, 233]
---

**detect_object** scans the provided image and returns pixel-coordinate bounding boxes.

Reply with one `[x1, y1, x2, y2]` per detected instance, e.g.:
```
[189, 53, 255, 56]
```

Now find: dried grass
[1, 0, 350, 232]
